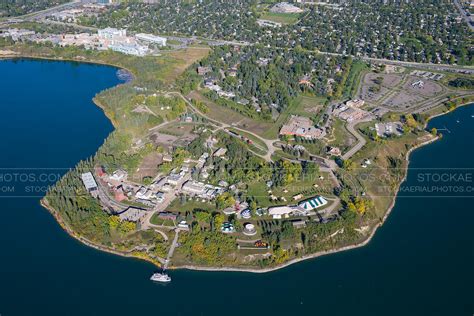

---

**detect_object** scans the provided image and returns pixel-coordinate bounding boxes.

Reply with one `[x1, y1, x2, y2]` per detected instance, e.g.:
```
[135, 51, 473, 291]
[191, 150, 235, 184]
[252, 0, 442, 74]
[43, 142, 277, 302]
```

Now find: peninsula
[1, 0, 473, 273]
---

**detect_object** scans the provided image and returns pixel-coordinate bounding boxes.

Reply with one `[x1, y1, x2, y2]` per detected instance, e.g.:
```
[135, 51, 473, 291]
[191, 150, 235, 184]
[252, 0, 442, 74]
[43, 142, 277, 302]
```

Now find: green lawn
[327, 118, 355, 152]
[150, 214, 176, 226]
[165, 198, 215, 213]
[247, 171, 336, 208]
[260, 12, 300, 24]
[343, 61, 369, 99]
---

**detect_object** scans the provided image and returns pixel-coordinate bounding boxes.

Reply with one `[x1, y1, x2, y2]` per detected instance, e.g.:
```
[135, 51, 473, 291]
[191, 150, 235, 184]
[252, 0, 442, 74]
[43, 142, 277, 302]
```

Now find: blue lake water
[0, 59, 472, 316]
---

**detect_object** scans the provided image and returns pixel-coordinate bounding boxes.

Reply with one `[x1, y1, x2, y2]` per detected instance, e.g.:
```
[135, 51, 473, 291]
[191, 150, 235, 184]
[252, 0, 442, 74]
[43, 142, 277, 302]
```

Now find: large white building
[135, 33, 167, 47]
[268, 206, 299, 219]
[109, 43, 148, 56]
[98, 27, 126, 39]
[81, 172, 98, 192]
[270, 2, 304, 13]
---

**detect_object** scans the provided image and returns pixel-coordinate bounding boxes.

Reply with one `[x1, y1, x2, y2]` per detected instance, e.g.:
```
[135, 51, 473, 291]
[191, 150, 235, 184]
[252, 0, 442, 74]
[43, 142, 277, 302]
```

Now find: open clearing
[260, 12, 300, 24]
[136, 152, 163, 181]
[187, 91, 275, 137]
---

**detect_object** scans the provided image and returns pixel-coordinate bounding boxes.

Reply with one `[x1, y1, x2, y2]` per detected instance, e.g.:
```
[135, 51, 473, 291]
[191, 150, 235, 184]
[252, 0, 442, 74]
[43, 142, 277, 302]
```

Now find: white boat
[150, 272, 171, 283]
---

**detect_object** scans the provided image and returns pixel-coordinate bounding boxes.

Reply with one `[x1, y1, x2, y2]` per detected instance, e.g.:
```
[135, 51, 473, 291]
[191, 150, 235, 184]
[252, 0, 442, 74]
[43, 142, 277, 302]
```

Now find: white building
[81, 172, 98, 192]
[109, 169, 128, 182]
[268, 206, 299, 219]
[270, 2, 304, 13]
[135, 187, 153, 200]
[98, 27, 126, 39]
[135, 33, 167, 47]
[108, 43, 148, 56]
[182, 180, 206, 196]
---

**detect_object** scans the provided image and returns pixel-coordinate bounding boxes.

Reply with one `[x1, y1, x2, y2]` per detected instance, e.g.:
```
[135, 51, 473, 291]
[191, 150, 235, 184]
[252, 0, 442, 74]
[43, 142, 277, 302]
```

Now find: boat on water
[150, 272, 171, 283]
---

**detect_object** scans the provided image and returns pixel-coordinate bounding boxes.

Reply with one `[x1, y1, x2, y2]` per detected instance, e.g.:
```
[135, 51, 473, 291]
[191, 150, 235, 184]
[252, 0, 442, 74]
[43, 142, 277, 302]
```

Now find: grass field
[150, 214, 175, 226]
[343, 61, 369, 99]
[160, 47, 211, 83]
[327, 118, 356, 152]
[247, 171, 336, 208]
[260, 12, 300, 24]
[188, 91, 275, 137]
[165, 198, 215, 213]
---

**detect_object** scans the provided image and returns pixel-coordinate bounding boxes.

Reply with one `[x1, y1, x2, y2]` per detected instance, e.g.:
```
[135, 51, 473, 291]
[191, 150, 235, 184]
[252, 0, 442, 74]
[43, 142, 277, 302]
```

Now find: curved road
[167, 91, 280, 161]
[342, 119, 371, 160]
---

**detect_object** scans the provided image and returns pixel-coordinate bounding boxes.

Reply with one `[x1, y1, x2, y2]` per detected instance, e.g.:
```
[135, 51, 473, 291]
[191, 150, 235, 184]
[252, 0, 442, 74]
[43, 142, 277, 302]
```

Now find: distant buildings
[181, 180, 224, 200]
[135, 33, 167, 47]
[327, 146, 342, 156]
[109, 42, 148, 56]
[213, 147, 227, 157]
[268, 206, 300, 219]
[257, 19, 282, 28]
[98, 27, 126, 39]
[135, 187, 154, 200]
[270, 2, 304, 13]
[109, 169, 128, 182]
[0, 28, 35, 41]
[197, 66, 211, 76]
[2, 26, 166, 57]
[345, 99, 365, 108]
[279, 115, 324, 139]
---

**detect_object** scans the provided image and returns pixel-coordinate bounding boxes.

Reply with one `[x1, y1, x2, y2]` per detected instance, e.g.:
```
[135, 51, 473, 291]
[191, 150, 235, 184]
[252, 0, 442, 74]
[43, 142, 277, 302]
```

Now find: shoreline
[174, 135, 441, 273]
[12, 54, 468, 273]
[40, 199, 163, 268]
[175, 102, 473, 273]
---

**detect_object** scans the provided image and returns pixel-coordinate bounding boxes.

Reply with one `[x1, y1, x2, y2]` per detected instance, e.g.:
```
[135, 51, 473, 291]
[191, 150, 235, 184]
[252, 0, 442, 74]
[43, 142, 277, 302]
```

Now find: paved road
[167, 91, 280, 162]
[453, 0, 474, 31]
[341, 117, 373, 161]
[22, 0, 81, 21]
[141, 171, 191, 230]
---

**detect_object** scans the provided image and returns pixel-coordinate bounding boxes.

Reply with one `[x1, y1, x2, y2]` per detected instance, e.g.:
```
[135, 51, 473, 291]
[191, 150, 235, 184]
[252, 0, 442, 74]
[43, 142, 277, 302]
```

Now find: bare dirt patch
[136, 152, 163, 181]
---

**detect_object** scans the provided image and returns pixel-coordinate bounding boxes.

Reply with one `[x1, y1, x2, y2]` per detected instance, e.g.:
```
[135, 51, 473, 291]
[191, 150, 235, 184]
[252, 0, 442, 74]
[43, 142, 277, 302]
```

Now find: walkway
[163, 230, 180, 270]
